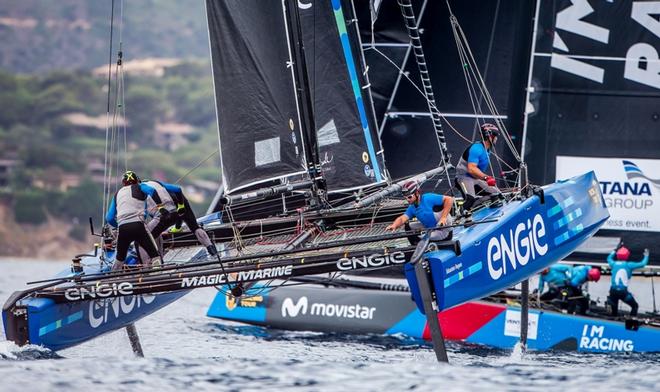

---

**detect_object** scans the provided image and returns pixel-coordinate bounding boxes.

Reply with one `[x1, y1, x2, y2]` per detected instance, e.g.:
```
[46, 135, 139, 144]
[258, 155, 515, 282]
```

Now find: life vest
[114, 184, 149, 226]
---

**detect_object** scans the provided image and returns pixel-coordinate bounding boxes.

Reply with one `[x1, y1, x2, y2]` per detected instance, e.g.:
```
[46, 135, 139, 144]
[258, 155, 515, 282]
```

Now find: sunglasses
[405, 194, 416, 200]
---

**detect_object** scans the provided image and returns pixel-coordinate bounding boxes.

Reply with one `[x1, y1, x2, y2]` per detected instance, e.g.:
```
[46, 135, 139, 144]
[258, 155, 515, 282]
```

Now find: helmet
[480, 123, 500, 140]
[616, 246, 630, 261]
[122, 170, 140, 186]
[588, 267, 601, 282]
[402, 180, 419, 197]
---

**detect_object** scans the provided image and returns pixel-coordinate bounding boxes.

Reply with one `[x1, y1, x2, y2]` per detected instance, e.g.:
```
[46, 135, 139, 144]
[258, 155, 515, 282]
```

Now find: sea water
[1, 259, 659, 391]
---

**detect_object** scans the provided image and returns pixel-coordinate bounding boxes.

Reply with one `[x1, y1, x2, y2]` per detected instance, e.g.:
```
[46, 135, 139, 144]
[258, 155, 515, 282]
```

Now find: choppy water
[1, 259, 659, 391]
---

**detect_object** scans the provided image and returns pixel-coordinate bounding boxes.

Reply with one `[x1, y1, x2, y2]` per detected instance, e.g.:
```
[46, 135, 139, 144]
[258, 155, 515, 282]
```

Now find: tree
[124, 84, 166, 143]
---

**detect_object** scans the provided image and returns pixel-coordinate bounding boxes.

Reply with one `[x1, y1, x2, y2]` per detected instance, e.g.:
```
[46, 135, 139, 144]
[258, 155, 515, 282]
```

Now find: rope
[447, 7, 521, 163]
[173, 148, 219, 185]
[102, 0, 116, 224]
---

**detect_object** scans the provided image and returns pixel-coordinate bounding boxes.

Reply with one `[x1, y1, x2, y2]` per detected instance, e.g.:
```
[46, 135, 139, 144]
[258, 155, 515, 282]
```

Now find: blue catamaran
[3, 0, 610, 358]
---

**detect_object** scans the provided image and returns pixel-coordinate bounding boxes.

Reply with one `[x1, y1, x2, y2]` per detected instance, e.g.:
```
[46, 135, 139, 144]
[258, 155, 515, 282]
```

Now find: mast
[282, 0, 324, 206]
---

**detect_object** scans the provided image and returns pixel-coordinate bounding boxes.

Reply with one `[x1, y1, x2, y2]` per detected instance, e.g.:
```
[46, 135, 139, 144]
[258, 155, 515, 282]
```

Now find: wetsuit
[404, 193, 452, 241]
[174, 194, 215, 253]
[563, 265, 593, 314]
[538, 264, 571, 301]
[106, 183, 163, 264]
[143, 180, 215, 256]
[455, 142, 499, 197]
[144, 180, 184, 237]
[606, 252, 648, 316]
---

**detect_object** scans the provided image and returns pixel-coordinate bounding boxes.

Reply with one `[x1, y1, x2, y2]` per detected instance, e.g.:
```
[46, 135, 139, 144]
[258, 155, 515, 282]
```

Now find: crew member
[606, 246, 649, 317]
[386, 180, 454, 242]
[537, 264, 571, 301]
[143, 178, 218, 257]
[455, 123, 501, 209]
[562, 265, 601, 314]
[170, 192, 218, 256]
[105, 170, 164, 270]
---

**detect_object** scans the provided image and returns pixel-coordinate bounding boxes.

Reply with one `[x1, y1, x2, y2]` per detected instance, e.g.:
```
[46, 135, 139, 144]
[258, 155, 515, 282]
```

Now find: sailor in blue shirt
[455, 123, 501, 202]
[386, 180, 454, 242]
[561, 264, 601, 314]
[606, 246, 649, 316]
[537, 264, 571, 301]
[105, 170, 165, 270]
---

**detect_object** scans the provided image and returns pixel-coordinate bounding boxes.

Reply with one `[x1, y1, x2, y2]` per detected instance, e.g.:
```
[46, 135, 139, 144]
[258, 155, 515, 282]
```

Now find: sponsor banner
[503, 310, 539, 340]
[556, 156, 660, 232]
[265, 286, 418, 334]
[180, 265, 293, 288]
[534, 0, 660, 92]
[65, 282, 134, 301]
[579, 324, 633, 352]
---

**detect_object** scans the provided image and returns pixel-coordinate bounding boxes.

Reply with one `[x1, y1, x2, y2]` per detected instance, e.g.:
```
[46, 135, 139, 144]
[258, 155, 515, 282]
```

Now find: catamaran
[3, 0, 609, 360]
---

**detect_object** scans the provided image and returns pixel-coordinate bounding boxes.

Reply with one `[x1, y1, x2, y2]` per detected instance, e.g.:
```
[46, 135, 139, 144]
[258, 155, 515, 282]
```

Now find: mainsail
[205, 0, 308, 194]
[298, 0, 387, 192]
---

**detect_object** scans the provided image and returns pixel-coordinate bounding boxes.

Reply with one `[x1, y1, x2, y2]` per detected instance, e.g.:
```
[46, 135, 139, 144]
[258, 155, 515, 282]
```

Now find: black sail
[523, 0, 660, 257]
[206, 0, 307, 194]
[299, 0, 387, 192]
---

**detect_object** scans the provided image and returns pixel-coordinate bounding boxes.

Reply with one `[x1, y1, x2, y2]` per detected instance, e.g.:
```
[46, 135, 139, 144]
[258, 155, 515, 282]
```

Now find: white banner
[556, 156, 660, 232]
[504, 310, 539, 340]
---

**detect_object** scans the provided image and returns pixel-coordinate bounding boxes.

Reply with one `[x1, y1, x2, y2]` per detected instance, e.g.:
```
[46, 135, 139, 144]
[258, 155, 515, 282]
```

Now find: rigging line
[173, 148, 219, 185]
[118, 0, 127, 171]
[476, 0, 501, 112]
[368, 47, 471, 146]
[102, 0, 116, 224]
[453, 21, 520, 162]
[449, 13, 521, 164]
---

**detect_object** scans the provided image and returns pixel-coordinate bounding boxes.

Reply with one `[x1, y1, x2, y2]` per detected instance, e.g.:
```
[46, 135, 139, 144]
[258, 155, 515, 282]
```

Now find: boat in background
[207, 275, 660, 353]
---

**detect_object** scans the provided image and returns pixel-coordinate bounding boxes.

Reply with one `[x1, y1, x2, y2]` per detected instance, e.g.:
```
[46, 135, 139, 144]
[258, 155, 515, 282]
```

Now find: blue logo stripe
[553, 208, 583, 230]
[444, 261, 483, 288]
[547, 204, 562, 218]
[331, 0, 382, 182]
[39, 310, 84, 336]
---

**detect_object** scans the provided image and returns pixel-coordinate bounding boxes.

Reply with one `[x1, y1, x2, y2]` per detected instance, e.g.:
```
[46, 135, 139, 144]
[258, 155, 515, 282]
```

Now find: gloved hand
[176, 202, 186, 216]
[485, 176, 496, 187]
[158, 206, 170, 218]
[644, 248, 650, 257]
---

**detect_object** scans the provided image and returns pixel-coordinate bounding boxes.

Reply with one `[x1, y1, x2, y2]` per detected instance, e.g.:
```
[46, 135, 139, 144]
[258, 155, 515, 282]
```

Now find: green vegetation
[0, 61, 219, 229]
[0, 0, 209, 74]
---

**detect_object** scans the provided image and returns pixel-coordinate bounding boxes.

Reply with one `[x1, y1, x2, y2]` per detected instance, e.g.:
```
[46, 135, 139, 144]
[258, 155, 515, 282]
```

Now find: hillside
[0, 203, 93, 259]
[0, 0, 209, 74]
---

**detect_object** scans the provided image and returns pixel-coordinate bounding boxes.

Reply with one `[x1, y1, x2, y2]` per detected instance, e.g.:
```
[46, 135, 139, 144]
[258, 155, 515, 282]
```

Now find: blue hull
[18, 291, 188, 352]
[405, 171, 609, 312]
[2, 256, 191, 352]
[206, 285, 660, 353]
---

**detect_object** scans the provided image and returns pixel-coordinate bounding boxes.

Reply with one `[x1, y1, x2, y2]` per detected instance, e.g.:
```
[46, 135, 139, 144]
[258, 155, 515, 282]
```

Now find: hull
[207, 283, 660, 353]
[12, 292, 188, 352]
[2, 254, 192, 352]
[405, 171, 610, 312]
